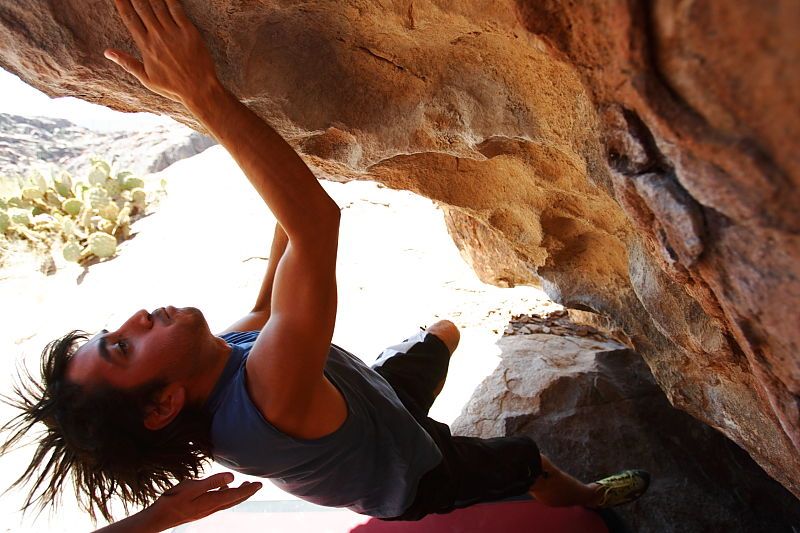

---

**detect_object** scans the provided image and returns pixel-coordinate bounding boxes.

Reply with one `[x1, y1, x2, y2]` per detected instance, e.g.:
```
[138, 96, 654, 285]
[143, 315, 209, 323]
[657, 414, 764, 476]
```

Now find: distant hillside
[0, 113, 216, 179]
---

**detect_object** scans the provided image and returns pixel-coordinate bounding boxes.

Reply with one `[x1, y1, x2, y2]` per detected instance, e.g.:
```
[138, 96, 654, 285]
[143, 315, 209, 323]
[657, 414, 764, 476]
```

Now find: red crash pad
[175, 497, 610, 533]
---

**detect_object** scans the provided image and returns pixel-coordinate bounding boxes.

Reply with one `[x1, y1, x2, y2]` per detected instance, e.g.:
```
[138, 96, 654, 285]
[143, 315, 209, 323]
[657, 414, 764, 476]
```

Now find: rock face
[0, 0, 798, 498]
[442, 206, 539, 288]
[0, 113, 215, 178]
[452, 332, 800, 532]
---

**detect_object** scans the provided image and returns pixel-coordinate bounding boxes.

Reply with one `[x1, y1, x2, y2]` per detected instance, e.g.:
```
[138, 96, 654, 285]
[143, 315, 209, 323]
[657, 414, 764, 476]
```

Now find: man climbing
[3, 0, 649, 526]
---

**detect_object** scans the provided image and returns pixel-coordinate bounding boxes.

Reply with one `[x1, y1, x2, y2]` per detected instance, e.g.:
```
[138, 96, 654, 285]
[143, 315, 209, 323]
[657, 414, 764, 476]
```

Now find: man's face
[67, 306, 210, 390]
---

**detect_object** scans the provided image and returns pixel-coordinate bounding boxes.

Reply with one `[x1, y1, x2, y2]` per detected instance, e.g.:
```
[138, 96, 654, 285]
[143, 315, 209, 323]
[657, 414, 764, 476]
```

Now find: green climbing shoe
[592, 469, 650, 508]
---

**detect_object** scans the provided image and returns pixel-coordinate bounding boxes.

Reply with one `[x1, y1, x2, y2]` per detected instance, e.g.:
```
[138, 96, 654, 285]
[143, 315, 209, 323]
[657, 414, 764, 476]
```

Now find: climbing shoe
[591, 469, 650, 508]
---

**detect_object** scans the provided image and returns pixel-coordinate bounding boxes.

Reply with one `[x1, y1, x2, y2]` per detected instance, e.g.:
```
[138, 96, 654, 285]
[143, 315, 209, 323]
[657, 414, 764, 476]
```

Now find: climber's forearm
[184, 81, 340, 244]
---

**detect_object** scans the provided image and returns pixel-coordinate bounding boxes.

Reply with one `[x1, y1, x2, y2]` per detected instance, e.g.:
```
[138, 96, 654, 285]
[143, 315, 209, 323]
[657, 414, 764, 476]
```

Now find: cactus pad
[62, 218, 76, 236]
[54, 173, 73, 198]
[104, 178, 123, 197]
[131, 188, 146, 206]
[44, 191, 62, 208]
[88, 163, 110, 185]
[32, 172, 48, 193]
[79, 207, 93, 229]
[98, 219, 116, 234]
[9, 208, 32, 227]
[123, 177, 145, 190]
[22, 187, 44, 200]
[7, 197, 28, 209]
[62, 241, 82, 262]
[62, 198, 83, 216]
[100, 202, 120, 221]
[88, 187, 110, 209]
[88, 232, 117, 258]
[116, 205, 131, 226]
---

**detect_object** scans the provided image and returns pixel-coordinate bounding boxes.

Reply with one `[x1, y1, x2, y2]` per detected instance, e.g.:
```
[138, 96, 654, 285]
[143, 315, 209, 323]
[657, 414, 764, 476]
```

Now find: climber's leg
[372, 320, 459, 414]
[530, 456, 650, 508]
[528, 455, 600, 506]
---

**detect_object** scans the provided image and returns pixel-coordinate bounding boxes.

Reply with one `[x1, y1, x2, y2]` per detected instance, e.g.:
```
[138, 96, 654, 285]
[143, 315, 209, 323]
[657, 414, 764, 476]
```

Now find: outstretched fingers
[188, 472, 235, 495]
[114, 0, 147, 41]
[104, 48, 147, 84]
[103, 48, 147, 79]
[150, 0, 178, 29]
[199, 481, 263, 514]
[151, 473, 263, 527]
[129, 0, 161, 30]
[109, 0, 217, 103]
[173, 474, 263, 519]
[165, 0, 192, 27]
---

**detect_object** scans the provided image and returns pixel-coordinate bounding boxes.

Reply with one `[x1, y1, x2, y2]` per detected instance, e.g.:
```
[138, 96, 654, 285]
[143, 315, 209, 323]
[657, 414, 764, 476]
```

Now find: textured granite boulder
[452, 333, 800, 532]
[0, 0, 797, 498]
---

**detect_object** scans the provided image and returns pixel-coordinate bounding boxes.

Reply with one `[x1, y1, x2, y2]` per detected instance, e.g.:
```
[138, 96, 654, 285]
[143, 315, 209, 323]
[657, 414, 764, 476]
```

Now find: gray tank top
[205, 331, 443, 518]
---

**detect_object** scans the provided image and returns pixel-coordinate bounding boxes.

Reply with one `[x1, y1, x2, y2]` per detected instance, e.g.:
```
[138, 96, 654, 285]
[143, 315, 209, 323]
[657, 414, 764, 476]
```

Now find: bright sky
[0, 68, 175, 132]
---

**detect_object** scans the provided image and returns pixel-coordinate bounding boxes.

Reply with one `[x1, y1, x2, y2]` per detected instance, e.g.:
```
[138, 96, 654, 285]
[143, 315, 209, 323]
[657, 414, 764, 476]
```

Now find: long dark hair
[1, 330, 213, 521]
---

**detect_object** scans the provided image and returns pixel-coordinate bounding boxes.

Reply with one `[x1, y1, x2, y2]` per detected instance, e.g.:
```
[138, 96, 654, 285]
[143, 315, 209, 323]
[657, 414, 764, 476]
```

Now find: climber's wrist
[182, 77, 231, 119]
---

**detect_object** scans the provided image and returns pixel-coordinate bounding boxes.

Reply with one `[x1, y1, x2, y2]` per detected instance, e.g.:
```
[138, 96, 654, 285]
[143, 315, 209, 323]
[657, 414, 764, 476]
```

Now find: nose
[118, 309, 152, 332]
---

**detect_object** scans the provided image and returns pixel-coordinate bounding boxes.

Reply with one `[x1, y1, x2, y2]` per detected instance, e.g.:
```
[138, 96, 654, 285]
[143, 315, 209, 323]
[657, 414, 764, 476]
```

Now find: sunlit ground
[0, 146, 557, 532]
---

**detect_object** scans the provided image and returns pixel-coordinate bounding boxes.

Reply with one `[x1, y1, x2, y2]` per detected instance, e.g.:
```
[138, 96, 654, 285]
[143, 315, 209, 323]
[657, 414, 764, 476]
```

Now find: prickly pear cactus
[33, 172, 47, 192]
[88, 232, 117, 258]
[88, 160, 111, 185]
[53, 181, 70, 198]
[92, 158, 111, 174]
[123, 177, 145, 190]
[9, 208, 32, 227]
[88, 187, 110, 209]
[99, 202, 120, 222]
[53, 173, 73, 198]
[21, 187, 44, 200]
[44, 191, 62, 209]
[6, 197, 28, 209]
[62, 198, 83, 216]
[1, 157, 162, 267]
[62, 240, 82, 262]
[98, 219, 115, 234]
[62, 218, 76, 236]
[72, 181, 89, 198]
[79, 207, 93, 229]
[131, 188, 146, 207]
[116, 205, 131, 226]
[103, 178, 123, 197]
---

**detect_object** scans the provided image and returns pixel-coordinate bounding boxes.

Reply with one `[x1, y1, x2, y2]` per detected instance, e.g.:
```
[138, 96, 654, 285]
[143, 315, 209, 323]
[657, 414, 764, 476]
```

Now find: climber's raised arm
[107, 0, 345, 439]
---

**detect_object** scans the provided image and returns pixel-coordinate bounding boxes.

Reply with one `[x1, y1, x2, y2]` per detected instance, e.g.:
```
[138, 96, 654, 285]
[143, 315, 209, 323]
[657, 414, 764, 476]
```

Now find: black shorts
[372, 330, 542, 521]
